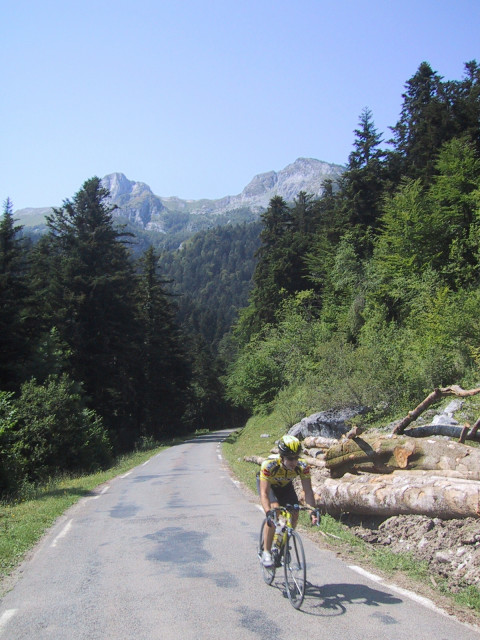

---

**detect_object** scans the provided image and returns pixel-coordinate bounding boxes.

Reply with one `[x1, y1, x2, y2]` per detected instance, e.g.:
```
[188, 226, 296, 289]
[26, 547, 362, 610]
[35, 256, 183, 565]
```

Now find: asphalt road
[1, 430, 479, 639]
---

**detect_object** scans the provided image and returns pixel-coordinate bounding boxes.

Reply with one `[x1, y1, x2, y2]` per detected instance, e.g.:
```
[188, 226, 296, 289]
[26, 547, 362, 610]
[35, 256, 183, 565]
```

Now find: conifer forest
[1, 61, 479, 497]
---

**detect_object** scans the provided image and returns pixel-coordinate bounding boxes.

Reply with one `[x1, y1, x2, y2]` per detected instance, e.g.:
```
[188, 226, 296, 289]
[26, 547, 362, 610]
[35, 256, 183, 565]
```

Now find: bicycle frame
[270, 504, 319, 547]
[258, 504, 320, 609]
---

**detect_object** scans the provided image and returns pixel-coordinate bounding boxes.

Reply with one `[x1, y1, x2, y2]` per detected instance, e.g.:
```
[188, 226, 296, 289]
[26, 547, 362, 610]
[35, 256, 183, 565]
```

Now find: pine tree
[429, 137, 480, 288]
[0, 199, 30, 390]
[389, 62, 452, 182]
[136, 246, 191, 438]
[42, 178, 142, 450]
[246, 197, 294, 330]
[338, 108, 387, 239]
[448, 60, 480, 154]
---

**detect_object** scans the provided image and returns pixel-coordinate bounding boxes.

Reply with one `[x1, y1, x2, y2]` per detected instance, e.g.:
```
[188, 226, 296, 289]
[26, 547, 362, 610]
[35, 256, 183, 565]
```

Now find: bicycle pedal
[272, 549, 282, 568]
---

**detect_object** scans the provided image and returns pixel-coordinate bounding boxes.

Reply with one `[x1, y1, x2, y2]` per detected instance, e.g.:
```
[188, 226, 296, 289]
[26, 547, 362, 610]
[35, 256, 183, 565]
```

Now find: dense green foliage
[2, 59, 479, 496]
[0, 179, 238, 496]
[159, 221, 261, 350]
[226, 61, 480, 423]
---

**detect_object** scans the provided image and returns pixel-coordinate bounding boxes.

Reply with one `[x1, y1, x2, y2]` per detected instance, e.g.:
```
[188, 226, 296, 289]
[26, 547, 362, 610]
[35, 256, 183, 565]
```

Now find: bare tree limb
[392, 386, 480, 434]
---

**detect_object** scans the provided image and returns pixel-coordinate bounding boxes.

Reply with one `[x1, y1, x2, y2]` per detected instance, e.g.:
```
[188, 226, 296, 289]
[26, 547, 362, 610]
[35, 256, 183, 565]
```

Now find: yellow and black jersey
[258, 456, 311, 487]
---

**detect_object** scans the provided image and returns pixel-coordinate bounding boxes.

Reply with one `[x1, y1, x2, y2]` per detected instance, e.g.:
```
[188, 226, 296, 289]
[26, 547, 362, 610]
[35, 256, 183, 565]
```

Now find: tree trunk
[303, 436, 339, 449]
[403, 424, 480, 441]
[325, 434, 480, 480]
[312, 473, 480, 519]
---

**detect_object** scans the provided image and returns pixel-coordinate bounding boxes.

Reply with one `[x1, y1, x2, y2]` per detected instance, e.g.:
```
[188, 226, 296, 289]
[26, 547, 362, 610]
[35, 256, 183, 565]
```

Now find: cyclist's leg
[263, 501, 279, 551]
[257, 475, 278, 552]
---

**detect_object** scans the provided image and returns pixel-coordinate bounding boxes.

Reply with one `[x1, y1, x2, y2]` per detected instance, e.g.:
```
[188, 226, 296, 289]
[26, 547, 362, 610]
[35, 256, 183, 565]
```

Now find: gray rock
[431, 415, 459, 426]
[289, 406, 369, 440]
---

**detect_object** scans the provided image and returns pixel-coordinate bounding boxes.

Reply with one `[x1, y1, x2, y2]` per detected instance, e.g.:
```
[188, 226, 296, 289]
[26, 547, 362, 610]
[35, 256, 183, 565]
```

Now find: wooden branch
[343, 425, 364, 440]
[459, 424, 470, 444]
[469, 417, 480, 439]
[392, 386, 480, 434]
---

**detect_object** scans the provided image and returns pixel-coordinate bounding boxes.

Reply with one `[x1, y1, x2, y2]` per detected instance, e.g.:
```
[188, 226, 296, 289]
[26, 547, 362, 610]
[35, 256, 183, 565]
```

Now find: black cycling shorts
[256, 474, 299, 506]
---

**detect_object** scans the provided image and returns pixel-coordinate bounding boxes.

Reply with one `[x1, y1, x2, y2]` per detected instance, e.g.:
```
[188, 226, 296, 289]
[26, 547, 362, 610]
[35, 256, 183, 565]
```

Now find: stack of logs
[246, 386, 480, 519]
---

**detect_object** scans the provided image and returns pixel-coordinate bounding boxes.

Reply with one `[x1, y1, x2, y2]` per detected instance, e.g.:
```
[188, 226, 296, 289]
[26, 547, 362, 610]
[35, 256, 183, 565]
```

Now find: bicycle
[257, 504, 320, 609]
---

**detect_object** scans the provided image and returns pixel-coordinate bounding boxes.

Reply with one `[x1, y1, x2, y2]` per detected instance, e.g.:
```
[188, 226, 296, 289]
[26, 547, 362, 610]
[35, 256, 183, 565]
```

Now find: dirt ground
[343, 513, 480, 590]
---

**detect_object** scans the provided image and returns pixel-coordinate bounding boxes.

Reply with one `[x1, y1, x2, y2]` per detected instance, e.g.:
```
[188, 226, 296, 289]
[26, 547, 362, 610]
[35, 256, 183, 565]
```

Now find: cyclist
[257, 434, 318, 567]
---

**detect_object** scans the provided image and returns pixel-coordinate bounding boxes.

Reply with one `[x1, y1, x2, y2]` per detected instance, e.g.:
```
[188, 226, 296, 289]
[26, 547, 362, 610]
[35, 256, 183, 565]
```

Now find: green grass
[222, 410, 480, 620]
[450, 585, 480, 611]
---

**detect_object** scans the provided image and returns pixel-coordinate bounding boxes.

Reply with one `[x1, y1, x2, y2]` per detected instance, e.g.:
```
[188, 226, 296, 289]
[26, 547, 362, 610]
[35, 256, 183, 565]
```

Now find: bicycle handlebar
[266, 504, 321, 526]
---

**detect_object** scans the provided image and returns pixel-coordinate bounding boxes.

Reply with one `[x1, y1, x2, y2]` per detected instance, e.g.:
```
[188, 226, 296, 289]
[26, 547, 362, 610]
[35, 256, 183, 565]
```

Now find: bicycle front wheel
[258, 518, 275, 585]
[283, 530, 306, 609]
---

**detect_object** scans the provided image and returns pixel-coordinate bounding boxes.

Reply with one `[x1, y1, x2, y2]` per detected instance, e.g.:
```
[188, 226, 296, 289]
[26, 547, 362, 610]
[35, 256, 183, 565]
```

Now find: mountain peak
[14, 158, 345, 236]
[233, 157, 343, 211]
[102, 173, 153, 200]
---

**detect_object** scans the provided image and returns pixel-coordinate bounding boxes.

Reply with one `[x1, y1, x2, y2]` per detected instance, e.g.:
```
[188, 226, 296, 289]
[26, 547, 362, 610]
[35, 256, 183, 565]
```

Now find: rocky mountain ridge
[15, 158, 344, 236]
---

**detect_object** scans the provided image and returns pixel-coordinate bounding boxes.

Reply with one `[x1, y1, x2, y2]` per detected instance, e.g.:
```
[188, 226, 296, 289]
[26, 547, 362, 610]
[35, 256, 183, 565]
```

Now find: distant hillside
[14, 158, 344, 245]
[160, 221, 262, 350]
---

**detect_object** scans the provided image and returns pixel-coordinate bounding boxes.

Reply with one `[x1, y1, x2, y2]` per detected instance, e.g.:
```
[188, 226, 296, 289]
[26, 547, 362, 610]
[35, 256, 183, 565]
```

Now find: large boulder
[289, 407, 368, 440]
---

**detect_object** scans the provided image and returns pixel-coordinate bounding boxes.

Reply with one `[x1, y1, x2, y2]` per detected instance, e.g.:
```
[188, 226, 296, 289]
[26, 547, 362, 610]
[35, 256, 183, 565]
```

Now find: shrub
[0, 391, 22, 495]
[13, 374, 112, 482]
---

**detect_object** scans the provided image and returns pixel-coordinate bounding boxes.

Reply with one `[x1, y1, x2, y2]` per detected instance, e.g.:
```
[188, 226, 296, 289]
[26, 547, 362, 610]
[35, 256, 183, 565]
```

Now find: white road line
[50, 519, 73, 548]
[0, 609, 18, 635]
[349, 565, 455, 617]
[348, 565, 383, 583]
[93, 486, 110, 500]
[119, 471, 132, 478]
[142, 459, 150, 466]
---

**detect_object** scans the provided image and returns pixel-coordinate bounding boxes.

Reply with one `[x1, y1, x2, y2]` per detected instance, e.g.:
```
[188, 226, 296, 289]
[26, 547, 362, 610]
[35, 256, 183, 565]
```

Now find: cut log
[244, 453, 327, 469]
[313, 473, 480, 519]
[325, 434, 480, 480]
[303, 436, 339, 449]
[403, 424, 480, 441]
[302, 454, 327, 469]
[392, 385, 480, 434]
[343, 425, 363, 439]
[303, 447, 328, 459]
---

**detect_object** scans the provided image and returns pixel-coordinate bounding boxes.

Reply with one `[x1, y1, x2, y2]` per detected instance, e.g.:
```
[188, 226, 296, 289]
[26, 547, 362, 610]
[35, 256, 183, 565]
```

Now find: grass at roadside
[222, 413, 480, 619]
[0, 444, 173, 583]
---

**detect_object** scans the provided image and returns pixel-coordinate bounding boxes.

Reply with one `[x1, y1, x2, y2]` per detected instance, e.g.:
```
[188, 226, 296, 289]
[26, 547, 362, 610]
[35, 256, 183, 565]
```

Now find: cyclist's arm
[259, 478, 274, 515]
[300, 477, 318, 523]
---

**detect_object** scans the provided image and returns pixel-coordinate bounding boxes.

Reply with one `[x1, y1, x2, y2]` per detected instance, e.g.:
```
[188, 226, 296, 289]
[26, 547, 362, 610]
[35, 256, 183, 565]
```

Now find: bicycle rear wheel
[283, 530, 306, 608]
[258, 519, 275, 585]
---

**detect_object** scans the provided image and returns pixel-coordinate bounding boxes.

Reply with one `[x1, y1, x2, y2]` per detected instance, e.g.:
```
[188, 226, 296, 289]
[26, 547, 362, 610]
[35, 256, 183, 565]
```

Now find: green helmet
[278, 435, 301, 457]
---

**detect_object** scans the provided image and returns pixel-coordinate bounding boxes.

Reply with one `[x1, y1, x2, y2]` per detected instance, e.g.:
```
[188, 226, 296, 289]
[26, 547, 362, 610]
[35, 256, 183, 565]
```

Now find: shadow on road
[302, 581, 403, 616]
[36, 486, 97, 499]
[267, 578, 403, 616]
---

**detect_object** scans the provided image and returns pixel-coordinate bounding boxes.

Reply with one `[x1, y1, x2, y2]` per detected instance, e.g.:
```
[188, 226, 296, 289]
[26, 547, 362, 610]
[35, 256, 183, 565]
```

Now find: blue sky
[1, 0, 479, 210]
